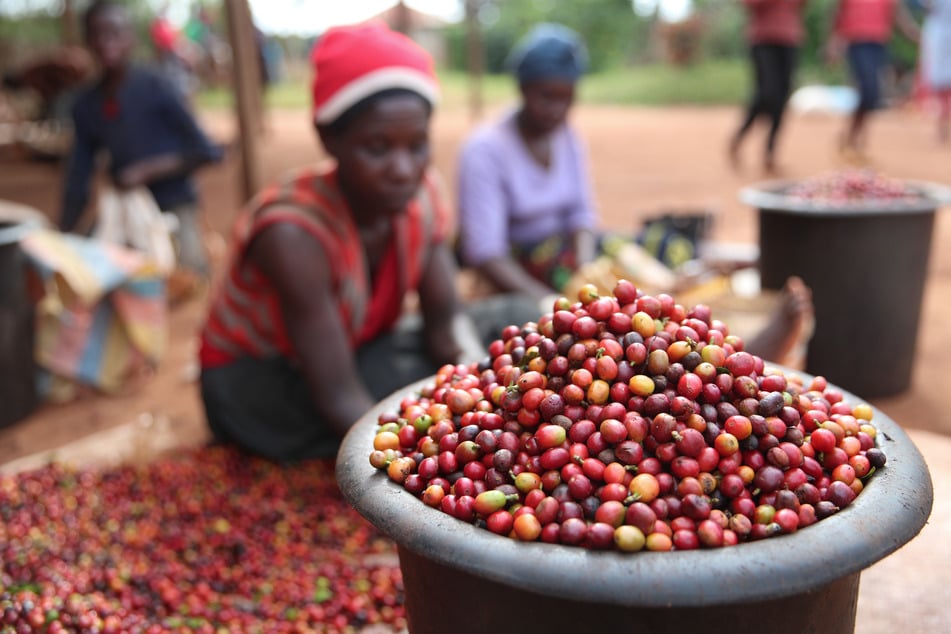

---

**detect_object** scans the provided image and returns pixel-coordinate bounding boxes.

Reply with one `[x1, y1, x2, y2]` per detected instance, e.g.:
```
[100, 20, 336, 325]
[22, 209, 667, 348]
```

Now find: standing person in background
[457, 23, 597, 304]
[728, 0, 808, 174]
[150, 4, 199, 104]
[61, 0, 223, 282]
[183, 4, 230, 89]
[826, 0, 921, 163]
[920, 0, 951, 142]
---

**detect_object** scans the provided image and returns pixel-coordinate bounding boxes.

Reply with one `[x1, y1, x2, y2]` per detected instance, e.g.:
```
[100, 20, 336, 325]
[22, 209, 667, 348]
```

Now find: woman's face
[519, 78, 576, 135]
[322, 93, 432, 221]
[85, 6, 135, 72]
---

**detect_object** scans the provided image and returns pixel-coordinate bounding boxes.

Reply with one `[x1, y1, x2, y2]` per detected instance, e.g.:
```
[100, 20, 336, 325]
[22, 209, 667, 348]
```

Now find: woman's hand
[418, 243, 478, 365]
[114, 163, 149, 190]
[114, 154, 185, 190]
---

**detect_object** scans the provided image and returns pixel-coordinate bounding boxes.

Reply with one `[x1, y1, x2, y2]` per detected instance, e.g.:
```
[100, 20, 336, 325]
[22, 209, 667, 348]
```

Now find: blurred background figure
[456, 22, 596, 303]
[728, 0, 807, 174]
[150, 2, 199, 103]
[182, 4, 233, 91]
[920, 0, 951, 142]
[61, 0, 223, 288]
[826, 0, 921, 163]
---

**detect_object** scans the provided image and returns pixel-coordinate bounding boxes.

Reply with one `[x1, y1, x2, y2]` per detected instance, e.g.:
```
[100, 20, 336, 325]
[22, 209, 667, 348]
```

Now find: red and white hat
[310, 21, 439, 125]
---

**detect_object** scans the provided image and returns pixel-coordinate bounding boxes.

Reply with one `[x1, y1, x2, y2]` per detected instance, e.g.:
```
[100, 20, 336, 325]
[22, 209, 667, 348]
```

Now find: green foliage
[0, 13, 64, 59]
[196, 53, 862, 113]
[579, 59, 750, 106]
[693, 2, 747, 60]
[0, 1, 163, 67]
[801, 0, 836, 68]
[444, 0, 649, 74]
[198, 60, 760, 111]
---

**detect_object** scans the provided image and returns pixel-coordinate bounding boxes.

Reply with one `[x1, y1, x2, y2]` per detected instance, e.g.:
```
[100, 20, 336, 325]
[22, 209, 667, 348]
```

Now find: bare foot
[745, 276, 814, 368]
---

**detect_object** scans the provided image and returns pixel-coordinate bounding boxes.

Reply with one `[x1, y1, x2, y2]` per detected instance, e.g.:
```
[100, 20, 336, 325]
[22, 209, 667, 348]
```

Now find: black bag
[636, 211, 713, 269]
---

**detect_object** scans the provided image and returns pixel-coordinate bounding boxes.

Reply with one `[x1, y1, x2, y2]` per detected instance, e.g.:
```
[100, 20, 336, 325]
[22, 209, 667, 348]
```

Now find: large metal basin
[337, 371, 934, 634]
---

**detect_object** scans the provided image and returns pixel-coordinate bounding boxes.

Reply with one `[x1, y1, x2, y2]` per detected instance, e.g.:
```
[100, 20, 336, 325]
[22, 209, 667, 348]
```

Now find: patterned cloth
[510, 233, 585, 293]
[19, 229, 167, 394]
[515, 231, 683, 295]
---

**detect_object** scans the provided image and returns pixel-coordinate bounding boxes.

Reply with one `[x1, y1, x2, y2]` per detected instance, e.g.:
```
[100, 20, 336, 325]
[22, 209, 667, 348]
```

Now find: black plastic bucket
[336, 376, 933, 634]
[0, 221, 38, 428]
[742, 181, 949, 398]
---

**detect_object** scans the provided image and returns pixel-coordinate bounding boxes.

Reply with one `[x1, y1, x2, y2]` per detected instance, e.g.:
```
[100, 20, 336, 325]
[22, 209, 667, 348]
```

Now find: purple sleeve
[564, 128, 598, 233]
[456, 136, 510, 266]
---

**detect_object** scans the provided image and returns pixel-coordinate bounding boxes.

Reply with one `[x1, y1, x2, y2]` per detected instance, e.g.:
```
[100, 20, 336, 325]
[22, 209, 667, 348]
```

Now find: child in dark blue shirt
[61, 0, 223, 277]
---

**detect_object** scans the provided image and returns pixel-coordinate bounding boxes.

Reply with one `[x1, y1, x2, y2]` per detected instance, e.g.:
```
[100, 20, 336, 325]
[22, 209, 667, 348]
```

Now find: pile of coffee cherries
[785, 169, 923, 206]
[369, 280, 886, 552]
[1, 446, 405, 633]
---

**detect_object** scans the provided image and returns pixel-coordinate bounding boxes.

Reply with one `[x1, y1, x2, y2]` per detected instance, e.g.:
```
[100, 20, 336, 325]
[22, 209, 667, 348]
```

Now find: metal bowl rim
[336, 366, 934, 607]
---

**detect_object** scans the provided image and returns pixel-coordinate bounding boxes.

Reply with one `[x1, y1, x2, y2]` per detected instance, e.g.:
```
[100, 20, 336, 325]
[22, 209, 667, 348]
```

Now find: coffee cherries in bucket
[368, 280, 885, 552]
[784, 169, 923, 207]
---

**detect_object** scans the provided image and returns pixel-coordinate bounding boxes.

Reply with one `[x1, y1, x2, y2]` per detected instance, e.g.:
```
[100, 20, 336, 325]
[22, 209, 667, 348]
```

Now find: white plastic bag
[94, 186, 176, 275]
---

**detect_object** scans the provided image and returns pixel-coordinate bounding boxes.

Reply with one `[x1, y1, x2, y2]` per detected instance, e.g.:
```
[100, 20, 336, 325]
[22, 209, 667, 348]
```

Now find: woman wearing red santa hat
[197, 21, 536, 462]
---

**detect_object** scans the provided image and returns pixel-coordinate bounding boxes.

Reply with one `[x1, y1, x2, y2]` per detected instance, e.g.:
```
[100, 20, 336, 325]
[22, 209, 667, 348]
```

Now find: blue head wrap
[506, 23, 589, 85]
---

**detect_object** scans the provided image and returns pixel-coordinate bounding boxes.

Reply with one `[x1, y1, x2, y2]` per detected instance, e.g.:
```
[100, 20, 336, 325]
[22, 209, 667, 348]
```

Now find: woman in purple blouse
[457, 23, 596, 303]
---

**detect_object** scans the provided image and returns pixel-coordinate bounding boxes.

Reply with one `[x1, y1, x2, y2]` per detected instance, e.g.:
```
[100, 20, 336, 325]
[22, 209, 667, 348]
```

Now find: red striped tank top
[199, 164, 448, 368]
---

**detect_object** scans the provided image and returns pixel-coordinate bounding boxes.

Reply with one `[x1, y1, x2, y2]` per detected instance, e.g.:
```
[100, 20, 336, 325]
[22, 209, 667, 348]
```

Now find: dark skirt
[200, 294, 541, 462]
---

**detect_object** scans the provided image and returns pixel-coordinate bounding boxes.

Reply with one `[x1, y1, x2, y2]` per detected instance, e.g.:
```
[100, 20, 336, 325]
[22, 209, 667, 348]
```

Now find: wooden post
[464, 0, 484, 123]
[61, 0, 80, 46]
[393, 1, 411, 35]
[223, 0, 263, 204]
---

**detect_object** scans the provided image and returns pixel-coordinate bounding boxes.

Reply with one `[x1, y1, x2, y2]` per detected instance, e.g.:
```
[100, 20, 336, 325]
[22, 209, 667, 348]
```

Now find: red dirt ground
[1, 102, 949, 632]
[3, 102, 950, 458]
